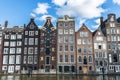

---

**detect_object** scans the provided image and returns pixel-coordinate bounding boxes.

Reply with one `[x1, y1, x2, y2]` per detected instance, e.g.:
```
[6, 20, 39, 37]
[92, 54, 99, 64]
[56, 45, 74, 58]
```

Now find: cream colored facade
[93, 26, 108, 74]
[57, 15, 76, 74]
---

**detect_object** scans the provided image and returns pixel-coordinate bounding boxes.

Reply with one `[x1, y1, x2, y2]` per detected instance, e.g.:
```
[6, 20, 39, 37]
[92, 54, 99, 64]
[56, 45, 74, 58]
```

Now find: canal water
[0, 75, 120, 80]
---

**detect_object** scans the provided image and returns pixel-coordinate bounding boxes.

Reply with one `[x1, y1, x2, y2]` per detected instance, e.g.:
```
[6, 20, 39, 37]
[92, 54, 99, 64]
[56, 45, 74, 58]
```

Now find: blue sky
[0, 0, 120, 31]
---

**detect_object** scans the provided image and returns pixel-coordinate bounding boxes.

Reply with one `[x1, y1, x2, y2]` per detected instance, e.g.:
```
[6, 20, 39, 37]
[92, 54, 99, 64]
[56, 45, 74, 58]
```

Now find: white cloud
[52, 0, 67, 6]
[30, 13, 36, 18]
[92, 18, 100, 29]
[113, 0, 120, 5]
[56, 0, 106, 19]
[38, 15, 56, 22]
[34, 3, 50, 14]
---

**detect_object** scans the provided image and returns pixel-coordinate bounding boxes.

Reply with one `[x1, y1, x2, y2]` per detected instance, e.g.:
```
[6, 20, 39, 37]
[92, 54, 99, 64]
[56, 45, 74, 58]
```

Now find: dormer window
[110, 15, 114, 21]
[30, 25, 34, 29]
[110, 23, 115, 27]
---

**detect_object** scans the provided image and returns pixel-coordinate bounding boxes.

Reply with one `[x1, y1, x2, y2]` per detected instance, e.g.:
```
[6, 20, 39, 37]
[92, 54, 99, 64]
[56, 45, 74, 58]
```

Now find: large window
[89, 56, 92, 62]
[69, 29, 74, 34]
[17, 41, 22, 46]
[71, 55, 74, 62]
[64, 36, 68, 42]
[59, 36, 63, 43]
[69, 36, 74, 43]
[70, 45, 74, 51]
[65, 45, 68, 51]
[3, 56, 8, 64]
[46, 56, 50, 64]
[9, 55, 15, 64]
[64, 29, 68, 34]
[10, 42, 16, 47]
[29, 31, 34, 36]
[113, 54, 118, 62]
[17, 34, 22, 39]
[35, 38, 38, 45]
[16, 55, 21, 64]
[5, 34, 10, 39]
[59, 46, 62, 51]
[3, 48, 9, 54]
[28, 47, 33, 54]
[59, 55, 63, 62]
[4, 42, 9, 46]
[58, 29, 63, 34]
[16, 48, 21, 54]
[10, 48, 15, 54]
[25, 38, 27, 45]
[80, 32, 88, 37]
[11, 35, 16, 40]
[65, 55, 68, 62]
[28, 56, 33, 64]
[29, 38, 34, 45]
[78, 56, 82, 62]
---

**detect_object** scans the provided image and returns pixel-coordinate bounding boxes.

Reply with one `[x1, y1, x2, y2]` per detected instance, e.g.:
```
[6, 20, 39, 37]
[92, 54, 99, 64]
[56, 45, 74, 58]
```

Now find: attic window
[30, 25, 34, 29]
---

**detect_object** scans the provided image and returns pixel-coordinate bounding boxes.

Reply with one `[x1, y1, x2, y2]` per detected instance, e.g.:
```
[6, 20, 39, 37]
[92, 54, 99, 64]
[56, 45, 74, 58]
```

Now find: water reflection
[0, 75, 120, 80]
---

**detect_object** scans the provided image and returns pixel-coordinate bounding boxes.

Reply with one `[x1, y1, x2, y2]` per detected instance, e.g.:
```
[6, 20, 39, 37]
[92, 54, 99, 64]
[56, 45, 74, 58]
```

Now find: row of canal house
[0, 13, 120, 74]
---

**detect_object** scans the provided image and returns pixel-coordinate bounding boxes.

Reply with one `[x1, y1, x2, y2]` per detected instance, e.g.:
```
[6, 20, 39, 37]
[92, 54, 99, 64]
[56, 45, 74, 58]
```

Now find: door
[83, 66, 88, 74]
[8, 66, 14, 73]
[45, 66, 50, 72]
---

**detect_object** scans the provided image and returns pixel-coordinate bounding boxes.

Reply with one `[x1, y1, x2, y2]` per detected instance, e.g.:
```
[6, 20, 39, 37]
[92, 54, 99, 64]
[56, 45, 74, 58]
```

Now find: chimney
[100, 17, 103, 24]
[4, 21, 8, 28]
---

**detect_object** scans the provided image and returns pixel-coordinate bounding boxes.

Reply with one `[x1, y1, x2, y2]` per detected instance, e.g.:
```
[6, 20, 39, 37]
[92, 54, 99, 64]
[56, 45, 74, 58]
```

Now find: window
[95, 52, 98, 58]
[58, 29, 63, 34]
[59, 36, 63, 43]
[83, 56, 87, 64]
[107, 29, 110, 34]
[111, 29, 116, 34]
[113, 54, 118, 62]
[17, 34, 22, 39]
[83, 46, 86, 53]
[29, 31, 34, 36]
[16, 55, 21, 64]
[3, 48, 9, 54]
[4, 42, 9, 46]
[64, 22, 68, 27]
[98, 45, 101, 49]
[78, 48, 81, 53]
[17, 41, 22, 46]
[70, 45, 74, 51]
[5, 34, 9, 39]
[35, 47, 38, 54]
[35, 38, 38, 45]
[89, 56, 92, 62]
[24, 56, 27, 64]
[25, 31, 28, 35]
[35, 31, 38, 35]
[29, 38, 34, 45]
[65, 55, 68, 62]
[107, 36, 110, 41]
[3, 56, 8, 64]
[9, 55, 15, 64]
[11, 35, 16, 39]
[69, 29, 74, 34]
[28, 56, 33, 64]
[80, 32, 88, 37]
[64, 36, 68, 42]
[78, 56, 82, 62]
[109, 54, 112, 63]
[59, 55, 63, 62]
[16, 48, 21, 54]
[79, 66, 82, 70]
[24, 47, 27, 54]
[25, 38, 27, 45]
[89, 66, 92, 70]
[10, 48, 15, 54]
[10, 42, 16, 47]
[110, 23, 115, 27]
[59, 46, 62, 51]
[71, 55, 74, 62]
[96, 36, 103, 41]
[77, 39, 81, 44]
[69, 36, 74, 43]
[65, 45, 68, 51]
[64, 29, 68, 34]
[34, 56, 37, 64]
[28, 47, 33, 54]
[46, 56, 50, 64]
